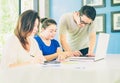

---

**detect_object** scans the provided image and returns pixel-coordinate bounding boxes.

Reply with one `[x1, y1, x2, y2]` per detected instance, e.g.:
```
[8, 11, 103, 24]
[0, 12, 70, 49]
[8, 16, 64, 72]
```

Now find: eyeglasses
[79, 16, 91, 25]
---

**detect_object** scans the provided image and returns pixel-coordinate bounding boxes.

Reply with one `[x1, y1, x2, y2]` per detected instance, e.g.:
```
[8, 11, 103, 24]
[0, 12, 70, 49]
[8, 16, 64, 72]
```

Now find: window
[0, 0, 19, 56]
[39, 0, 49, 17]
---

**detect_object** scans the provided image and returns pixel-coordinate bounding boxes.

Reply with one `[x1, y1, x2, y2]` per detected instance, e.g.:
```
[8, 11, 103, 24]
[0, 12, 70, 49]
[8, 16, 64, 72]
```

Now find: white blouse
[1, 34, 45, 68]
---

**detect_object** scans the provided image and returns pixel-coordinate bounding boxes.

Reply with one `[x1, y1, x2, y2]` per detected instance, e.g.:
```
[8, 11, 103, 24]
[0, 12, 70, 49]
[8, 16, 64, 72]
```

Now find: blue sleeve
[52, 39, 60, 48]
[34, 35, 42, 50]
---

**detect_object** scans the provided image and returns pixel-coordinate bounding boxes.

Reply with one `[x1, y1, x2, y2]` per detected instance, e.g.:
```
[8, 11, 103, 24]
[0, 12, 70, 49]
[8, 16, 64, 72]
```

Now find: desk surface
[0, 55, 120, 83]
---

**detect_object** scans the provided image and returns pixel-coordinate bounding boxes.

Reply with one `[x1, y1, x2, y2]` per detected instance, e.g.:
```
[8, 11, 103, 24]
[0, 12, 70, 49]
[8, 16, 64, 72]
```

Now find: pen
[30, 55, 35, 57]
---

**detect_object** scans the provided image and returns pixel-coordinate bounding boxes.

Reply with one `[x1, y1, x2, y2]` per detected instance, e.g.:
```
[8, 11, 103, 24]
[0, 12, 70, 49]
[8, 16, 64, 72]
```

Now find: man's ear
[73, 12, 80, 25]
[77, 11, 80, 16]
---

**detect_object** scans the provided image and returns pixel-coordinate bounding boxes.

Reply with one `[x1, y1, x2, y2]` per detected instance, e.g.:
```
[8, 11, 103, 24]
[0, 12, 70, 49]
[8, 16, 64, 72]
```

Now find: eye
[50, 31, 53, 33]
[49, 30, 53, 33]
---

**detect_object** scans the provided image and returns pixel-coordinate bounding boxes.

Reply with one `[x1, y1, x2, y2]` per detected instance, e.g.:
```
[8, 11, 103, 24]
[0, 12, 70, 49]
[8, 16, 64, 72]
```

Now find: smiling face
[41, 24, 57, 40]
[79, 15, 92, 26]
[74, 12, 92, 27]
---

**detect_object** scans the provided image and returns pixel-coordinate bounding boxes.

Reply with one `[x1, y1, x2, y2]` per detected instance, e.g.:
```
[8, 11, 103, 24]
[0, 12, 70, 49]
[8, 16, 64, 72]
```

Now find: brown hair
[14, 10, 40, 50]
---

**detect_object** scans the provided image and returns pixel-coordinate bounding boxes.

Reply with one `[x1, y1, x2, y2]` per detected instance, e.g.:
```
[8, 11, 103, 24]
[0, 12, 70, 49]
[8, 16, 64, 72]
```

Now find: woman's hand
[30, 55, 45, 64]
[57, 52, 72, 62]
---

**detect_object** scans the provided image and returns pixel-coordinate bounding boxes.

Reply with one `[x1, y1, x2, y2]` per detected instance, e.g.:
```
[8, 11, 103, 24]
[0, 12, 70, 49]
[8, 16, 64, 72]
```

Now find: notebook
[68, 33, 110, 62]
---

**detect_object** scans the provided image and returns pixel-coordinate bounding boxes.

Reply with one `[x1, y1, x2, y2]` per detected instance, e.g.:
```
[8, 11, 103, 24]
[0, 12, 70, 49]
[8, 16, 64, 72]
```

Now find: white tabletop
[0, 55, 120, 83]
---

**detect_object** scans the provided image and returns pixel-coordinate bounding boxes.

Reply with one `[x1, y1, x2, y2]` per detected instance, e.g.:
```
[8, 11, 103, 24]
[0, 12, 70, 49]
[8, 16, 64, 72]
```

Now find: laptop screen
[95, 33, 110, 61]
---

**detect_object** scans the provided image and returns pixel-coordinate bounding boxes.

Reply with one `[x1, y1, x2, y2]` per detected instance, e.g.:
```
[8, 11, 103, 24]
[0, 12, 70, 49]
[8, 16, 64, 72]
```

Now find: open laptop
[68, 33, 110, 62]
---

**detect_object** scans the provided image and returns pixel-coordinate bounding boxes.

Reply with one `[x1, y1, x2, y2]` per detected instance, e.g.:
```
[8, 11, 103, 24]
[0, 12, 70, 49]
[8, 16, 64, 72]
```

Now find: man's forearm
[61, 41, 72, 51]
[88, 32, 96, 54]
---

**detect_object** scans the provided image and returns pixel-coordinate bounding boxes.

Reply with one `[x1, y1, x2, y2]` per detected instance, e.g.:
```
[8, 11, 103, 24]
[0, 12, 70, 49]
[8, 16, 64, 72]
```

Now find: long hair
[14, 10, 40, 50]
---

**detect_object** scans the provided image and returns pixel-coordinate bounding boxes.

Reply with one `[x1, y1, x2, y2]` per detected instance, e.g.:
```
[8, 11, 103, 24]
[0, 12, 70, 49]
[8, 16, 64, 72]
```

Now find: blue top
[34, 35, 60, 56]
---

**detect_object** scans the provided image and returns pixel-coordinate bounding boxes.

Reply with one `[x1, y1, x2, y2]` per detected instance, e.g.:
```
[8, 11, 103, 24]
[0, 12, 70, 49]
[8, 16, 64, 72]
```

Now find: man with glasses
[58, 5, 96, 57]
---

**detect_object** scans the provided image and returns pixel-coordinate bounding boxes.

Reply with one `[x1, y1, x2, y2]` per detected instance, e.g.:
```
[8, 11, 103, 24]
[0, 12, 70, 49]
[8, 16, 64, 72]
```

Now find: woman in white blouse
[1, 10, 46, 68]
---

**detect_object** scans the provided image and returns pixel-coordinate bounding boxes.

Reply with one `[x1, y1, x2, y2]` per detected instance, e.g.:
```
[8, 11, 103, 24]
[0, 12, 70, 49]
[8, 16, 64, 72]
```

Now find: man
[58, 5, 96, 57]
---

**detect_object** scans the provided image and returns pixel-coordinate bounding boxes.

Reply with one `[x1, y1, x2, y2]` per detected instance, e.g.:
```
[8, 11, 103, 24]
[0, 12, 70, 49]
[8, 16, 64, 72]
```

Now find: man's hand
[86, 53, 95, 57]
[72, 51, 82, 57]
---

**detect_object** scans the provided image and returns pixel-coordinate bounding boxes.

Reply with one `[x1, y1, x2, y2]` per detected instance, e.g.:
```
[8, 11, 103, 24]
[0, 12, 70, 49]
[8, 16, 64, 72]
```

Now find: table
[0, 55, 120, 83]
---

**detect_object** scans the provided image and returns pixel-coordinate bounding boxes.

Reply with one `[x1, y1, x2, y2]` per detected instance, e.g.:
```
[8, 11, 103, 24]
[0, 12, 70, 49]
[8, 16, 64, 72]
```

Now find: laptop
[68, 33, 110, 62]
